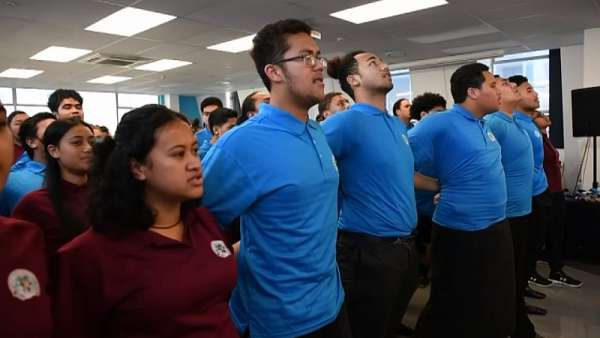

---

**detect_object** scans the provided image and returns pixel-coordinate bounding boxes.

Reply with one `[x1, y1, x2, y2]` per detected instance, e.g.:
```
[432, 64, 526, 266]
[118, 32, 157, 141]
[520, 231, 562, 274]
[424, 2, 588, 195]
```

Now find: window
[386, 70, 412, 113]
[117, 93, 159, 121]
[0, 87, 13, 105]
[493, 50, 549, 111]
[80, 91, 118, 134]
[16, 88, 53, 105]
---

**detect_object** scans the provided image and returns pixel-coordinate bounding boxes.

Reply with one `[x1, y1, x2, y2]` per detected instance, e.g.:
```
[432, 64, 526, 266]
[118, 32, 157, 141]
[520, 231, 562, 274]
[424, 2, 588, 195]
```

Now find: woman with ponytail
[13, 117, 94, 269]
[53, 104, 238, 338]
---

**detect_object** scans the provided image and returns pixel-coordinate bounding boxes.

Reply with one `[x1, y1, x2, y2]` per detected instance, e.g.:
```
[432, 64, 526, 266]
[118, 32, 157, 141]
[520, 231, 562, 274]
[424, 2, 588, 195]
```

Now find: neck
[270, 87, 309, 122]
[499, 102, 518, 116]
[355, 90, 387, 112]
[14, 138, 21, 147]
[145, 191, 184, 240]
[60, 168, 87, 186]
[518, 106, 535, 116]
[460, 101, 487, 119]
[33, 151, 47, 164]
[210, 135, 218, 144]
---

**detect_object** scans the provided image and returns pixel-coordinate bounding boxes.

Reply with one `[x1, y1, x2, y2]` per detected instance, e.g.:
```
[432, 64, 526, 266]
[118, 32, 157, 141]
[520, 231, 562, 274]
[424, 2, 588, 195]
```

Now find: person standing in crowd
[12, 118, 94, 273]
[485, 76, 539, 338]
[533, 111, 582, 287]
[47, 89, 85, 121]
[52, 105, 238, 338]
[0, 113, 56, 216]
[199, 107, 238, 159]
[0, 105, 53, 338]
[238, 90, 270, 124]
[7, 110, 29, 163]
[195, 96, 224, 145]
[323, 50, 438, 338]
[317, 92, 350, 122]
[407, 92, 447, 286]
[393, 98, 412, 127]
[201, 19, 348, 338]
[409, 63, 515, 338]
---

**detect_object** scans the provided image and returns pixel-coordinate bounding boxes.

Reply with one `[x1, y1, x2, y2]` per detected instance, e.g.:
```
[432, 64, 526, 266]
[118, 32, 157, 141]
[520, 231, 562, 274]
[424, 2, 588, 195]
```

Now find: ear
[130, 160, 147, 181]
[467, 87, 480, 101]
[264, 64, 284, 86]
[347, 73, 361, 88]
[25, 137, 38, 150]
[47, 144, 60, 160]
[420, 111, 428, 119]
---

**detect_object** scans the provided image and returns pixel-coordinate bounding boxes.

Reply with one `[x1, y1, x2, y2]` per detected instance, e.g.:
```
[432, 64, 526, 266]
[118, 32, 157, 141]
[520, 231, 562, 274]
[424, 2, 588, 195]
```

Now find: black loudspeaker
[572, 86, 600, 137]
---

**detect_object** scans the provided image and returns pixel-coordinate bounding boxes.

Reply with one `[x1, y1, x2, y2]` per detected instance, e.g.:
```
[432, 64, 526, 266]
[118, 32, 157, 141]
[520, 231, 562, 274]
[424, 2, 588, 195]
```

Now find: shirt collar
[452, 104, 480, 121]
[260, 103, 309, 136]
[25, 159, 46, 174]
[492, 111, 516, 123]
[351, 103, 388, 116]
[514, 111, 532, 121]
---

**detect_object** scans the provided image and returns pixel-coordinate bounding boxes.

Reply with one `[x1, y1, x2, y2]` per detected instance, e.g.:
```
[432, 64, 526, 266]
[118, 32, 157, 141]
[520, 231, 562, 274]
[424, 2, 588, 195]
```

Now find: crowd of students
[0, 18, 582, 338]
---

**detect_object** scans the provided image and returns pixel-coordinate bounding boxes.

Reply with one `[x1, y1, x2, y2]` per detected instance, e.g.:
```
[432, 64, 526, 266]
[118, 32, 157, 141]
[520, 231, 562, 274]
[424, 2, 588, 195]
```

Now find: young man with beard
[201, 19, 348, 338]
[323, 51, 438, 338]
[409, 63, 515, 338]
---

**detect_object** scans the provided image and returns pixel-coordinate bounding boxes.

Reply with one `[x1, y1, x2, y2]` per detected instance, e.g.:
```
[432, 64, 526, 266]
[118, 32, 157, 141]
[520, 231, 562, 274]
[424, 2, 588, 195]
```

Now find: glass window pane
[79, 91, 118, 135]
[0, 87, 13, 104]
[495, 50, 549, 62]
[15, 106, 52, 115]
[117, 93, 158, 108]
[16, 88, 53, 105]
[118, 108, 131, 122]
[386, 73, 412, 112]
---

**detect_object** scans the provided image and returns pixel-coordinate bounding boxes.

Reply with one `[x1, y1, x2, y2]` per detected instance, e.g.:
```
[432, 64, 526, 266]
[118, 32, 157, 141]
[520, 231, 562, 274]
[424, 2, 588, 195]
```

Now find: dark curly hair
[326, 51, 365, 100]
[409, 93, 447, 120]
[88, 104, 194, 236]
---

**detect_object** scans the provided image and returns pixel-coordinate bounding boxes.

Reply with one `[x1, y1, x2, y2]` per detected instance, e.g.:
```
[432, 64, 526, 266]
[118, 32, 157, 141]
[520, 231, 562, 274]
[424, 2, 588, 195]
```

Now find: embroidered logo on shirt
[210, 240, 232, 258]
[402, 134, 410, 145]
[7, 269, 40, 301]
[487, 131, 497, 142]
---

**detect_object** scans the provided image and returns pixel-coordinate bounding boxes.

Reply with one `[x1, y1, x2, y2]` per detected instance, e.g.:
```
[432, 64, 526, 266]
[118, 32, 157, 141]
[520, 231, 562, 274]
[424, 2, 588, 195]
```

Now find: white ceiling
[0, 0, 598, 95]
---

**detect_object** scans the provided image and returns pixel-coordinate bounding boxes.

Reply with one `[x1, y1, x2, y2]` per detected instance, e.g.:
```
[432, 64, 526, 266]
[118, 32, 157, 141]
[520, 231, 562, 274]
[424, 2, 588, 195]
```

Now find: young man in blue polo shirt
[195, 97, 223, 146]
[201, 19, 348, 338]
[409, 63, 515, 338]
[0, 113, 56, 215]
[485, 76, 541, 338]
[322, 51, 438, 338]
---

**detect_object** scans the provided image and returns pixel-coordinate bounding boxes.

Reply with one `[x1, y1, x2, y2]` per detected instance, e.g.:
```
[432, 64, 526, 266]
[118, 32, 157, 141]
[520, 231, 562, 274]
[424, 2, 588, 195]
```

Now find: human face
[328, 95, 350, 114]
[135, 120, 203, 203]
[395, 99, 411, 122]
[516, 82, 540, 111]
[495, 77, 521, 106]
[0, 109, 13, 189]
[47, 125, 94, 176]
[533, 111, 551, 129]
[353, 52, 392, 95]
[213, 117, 237, 140]
[201, 104, 220, 127]
[27, 118, 55, 161]
[9, 112, 29, 143]
[475, 71, 500, 115]
[276, 32, 326, 109]
[249, 92, 270, 117]
[57, 97, 84, 120]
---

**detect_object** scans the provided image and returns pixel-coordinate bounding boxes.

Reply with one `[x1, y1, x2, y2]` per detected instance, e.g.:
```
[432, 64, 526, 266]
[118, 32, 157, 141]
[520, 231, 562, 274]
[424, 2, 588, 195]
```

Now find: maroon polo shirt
[13, 144, 24, 165]
[542, 133, 563, 193]
[0, 216, 53, 338]
[53, 207, 239, 338]
[12, 180, 88, 264]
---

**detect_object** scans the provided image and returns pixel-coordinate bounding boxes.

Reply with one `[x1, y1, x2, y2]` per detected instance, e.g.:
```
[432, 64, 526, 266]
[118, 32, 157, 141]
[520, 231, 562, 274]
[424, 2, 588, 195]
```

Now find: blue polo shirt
[0, 154, 46, 216]
[322, 103, 416, 237]
[408, 104, 507, 231]
[485, 112, 534, 217]
[201, 103, 344, 338]
[199, 139, 212, 159]
[514, 112, 548, 196]
[195, 128, 212, 147]
[408, 127, 437, 218]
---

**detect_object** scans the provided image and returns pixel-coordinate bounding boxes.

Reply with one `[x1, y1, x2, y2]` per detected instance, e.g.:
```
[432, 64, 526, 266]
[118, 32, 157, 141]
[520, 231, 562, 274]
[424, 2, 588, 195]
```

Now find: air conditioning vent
[78, 53, 154, 67]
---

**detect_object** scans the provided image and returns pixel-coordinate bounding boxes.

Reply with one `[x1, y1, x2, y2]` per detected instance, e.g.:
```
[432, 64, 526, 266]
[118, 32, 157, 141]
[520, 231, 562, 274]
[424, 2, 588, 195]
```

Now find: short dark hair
[508, 75, 529, 87]
[0, 104, 5, 114]
[327, 51, 365, 100]
[200, 97, 223, 112]
[208, 107, 238, 133]
[410, 93, 447, 120]
[89, 104, 193, 236]
[251, 19, 313, 90]
[450, 63, 489, 103]
[392, 98, 409, 116]
[98, 126, 109, 134]
[8, 110, 28, 126]
[241, 91, 260, 117]
[318, 92, 344, 114]
[47, 89, 83, 113]
[18, 112, 56, 158]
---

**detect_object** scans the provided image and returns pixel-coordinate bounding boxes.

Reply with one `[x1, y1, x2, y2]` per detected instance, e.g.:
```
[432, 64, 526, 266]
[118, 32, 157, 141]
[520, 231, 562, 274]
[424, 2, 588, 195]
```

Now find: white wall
[410, 64, 467, 106]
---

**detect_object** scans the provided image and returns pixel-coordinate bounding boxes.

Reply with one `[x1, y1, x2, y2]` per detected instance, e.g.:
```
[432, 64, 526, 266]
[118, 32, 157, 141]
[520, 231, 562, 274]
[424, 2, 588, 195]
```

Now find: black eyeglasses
[273, 54, 327, 68]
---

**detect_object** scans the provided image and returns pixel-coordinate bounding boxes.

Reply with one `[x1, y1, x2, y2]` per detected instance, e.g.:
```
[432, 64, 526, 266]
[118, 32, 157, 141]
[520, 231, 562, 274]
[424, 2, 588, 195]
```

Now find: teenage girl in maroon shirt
[53, 104, 238, 338]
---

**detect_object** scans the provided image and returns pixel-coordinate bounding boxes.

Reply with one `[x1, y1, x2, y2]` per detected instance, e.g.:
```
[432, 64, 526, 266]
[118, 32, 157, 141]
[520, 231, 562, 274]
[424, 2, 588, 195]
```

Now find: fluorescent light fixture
[207, 34, 256, 53]
[87, 75, 131, 84]
[85, 7, 176, 37]
[408, 25, 499, 44]
[442, 41, 521, 55]
[134, 59, 192, 72]
[330, 0, 448, 24]
[0, 68, 44, 79]
[30, 46, 92, 62]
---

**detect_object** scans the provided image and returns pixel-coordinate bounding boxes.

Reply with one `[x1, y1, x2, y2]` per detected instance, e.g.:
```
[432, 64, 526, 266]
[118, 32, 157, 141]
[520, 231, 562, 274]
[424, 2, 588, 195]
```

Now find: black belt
[339, 229, 414, 244]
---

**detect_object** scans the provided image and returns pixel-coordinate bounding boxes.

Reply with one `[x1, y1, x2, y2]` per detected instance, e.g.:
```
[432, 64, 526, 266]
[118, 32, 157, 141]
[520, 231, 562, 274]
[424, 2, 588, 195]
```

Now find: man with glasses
[201, 19, 349, 338]
[323, 50, 439, 338]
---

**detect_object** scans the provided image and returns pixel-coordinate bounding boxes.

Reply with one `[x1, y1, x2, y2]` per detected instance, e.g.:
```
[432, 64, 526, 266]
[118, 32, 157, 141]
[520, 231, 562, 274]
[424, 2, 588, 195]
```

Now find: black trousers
[509, 215, 536, 338]
[528, 190, 552, 276]
[415, 220, 515, 338]
[337, 230, 419, 338]
[297, 303, 353, 338]
[545, 191, 566, 273]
